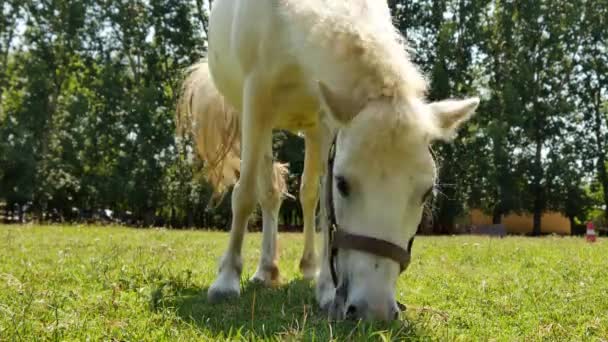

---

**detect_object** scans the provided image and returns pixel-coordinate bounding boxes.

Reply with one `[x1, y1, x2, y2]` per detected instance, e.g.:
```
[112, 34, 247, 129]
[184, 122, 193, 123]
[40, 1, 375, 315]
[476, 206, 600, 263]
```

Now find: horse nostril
[346, 305, 358, 319]
[392, 308, 399, 320]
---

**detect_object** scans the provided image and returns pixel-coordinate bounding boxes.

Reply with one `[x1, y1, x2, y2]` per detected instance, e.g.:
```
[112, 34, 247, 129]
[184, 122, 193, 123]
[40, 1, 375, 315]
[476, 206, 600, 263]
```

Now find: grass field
[0, 225, 607, 341]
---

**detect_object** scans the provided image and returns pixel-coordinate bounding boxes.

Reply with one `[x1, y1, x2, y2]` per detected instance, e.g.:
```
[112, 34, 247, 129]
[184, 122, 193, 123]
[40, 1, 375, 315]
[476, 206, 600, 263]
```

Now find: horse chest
[208, 0, 320, 132]
[272, 79, 320, 131]
[276, 112, 318, 132]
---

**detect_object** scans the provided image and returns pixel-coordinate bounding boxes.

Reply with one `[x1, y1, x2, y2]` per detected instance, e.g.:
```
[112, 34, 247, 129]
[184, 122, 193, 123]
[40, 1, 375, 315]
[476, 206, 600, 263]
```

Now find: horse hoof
[250, 264, 280, 286]
[207, 286, 239, 303]
[301, 267, 318, 281]
[249, 274, 268, 285]
[207, 279, 240, 304]
[299, 258, 318, 281]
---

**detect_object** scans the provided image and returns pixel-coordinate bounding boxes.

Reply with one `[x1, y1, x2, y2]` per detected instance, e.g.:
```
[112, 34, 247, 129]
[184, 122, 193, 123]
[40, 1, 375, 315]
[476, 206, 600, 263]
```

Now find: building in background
[469, 209, 571, 235]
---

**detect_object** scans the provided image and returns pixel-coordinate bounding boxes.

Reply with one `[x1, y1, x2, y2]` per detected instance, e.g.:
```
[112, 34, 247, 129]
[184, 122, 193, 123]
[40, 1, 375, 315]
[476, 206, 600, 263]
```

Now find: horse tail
[176, 60, 290, 201]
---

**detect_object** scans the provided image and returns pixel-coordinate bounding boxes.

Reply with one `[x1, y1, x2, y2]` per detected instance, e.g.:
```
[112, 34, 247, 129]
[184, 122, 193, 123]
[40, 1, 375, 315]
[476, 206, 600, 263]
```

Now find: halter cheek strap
[325, 133, 414, 288]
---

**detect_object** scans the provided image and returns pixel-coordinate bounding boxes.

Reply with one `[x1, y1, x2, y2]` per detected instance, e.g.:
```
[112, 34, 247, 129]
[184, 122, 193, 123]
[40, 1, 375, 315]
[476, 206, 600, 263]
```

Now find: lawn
[0, 225, 606, 341]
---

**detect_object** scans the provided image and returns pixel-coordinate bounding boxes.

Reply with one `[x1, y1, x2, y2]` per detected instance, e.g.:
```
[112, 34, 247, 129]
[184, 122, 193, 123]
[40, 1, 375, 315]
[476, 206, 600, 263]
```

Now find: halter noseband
[326, 133, 414, 288]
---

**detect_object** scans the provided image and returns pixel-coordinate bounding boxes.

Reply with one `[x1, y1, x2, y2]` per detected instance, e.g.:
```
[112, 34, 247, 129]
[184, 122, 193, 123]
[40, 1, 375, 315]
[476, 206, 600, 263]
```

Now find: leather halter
[326, 133, 414, 287]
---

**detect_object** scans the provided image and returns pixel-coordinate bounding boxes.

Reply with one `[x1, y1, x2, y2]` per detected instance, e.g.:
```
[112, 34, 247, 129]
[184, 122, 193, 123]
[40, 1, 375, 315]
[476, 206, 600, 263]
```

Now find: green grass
[0, 225, 607, 341]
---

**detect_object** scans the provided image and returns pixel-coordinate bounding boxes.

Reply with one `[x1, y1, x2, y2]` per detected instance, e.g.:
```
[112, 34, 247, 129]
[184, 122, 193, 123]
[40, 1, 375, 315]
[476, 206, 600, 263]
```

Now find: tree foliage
[0, 0, 606, 231]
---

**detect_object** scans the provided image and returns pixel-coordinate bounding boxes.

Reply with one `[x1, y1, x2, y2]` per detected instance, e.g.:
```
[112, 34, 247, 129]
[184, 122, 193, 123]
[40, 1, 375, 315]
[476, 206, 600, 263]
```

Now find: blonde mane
[282, 0, 427, 103]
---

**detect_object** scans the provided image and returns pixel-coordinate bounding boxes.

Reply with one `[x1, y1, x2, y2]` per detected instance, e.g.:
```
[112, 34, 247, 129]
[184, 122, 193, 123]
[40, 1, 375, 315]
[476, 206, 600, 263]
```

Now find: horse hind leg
[250, 154, 286, 286]
[299, 127, 322, 280]
[207, 75, 273, 303]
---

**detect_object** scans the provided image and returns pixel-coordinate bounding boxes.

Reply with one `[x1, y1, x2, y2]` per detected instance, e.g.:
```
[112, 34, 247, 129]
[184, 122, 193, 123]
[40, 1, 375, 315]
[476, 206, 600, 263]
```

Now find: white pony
[178, 0, 479, 321]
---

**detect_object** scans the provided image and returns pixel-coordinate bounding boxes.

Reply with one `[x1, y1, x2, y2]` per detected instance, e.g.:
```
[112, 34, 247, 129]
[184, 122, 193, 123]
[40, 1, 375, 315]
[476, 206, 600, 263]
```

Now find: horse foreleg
[208, 75, 272, 303]
[250, 150, 283, 286]
[299, 126, 322, 280]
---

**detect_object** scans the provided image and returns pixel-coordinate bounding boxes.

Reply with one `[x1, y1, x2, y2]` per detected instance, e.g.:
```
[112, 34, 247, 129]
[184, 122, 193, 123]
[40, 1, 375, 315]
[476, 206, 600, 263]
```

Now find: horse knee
[232, 181, 257, 217]
[258, 158, 284, 210]
[300, 181, 319, 208]
[260, 188, 282, 211]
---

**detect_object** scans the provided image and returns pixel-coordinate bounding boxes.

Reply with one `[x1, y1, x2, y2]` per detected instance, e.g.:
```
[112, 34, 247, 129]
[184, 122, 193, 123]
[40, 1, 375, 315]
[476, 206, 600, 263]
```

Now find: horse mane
[282, 0, 428, 103]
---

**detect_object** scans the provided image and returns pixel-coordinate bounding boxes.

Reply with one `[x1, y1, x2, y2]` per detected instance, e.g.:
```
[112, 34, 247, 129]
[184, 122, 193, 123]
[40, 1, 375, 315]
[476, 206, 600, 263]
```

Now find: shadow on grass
[150, 276, 423, 339]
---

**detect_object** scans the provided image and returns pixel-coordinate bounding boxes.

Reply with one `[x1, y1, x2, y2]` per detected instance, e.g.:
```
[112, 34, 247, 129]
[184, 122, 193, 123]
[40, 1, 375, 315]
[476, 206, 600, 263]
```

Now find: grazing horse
[178, 0, 479, 321]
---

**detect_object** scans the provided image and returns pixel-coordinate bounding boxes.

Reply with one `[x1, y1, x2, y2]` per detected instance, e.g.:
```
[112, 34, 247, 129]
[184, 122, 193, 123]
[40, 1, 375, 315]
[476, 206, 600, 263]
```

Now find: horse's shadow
[150, 276, 422, 339]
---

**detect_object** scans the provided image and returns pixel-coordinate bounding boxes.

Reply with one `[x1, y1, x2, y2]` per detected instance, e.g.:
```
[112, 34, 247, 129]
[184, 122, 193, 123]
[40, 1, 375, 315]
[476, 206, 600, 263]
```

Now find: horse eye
[422, 186, 434, 204]
[336, 176, 350, 197]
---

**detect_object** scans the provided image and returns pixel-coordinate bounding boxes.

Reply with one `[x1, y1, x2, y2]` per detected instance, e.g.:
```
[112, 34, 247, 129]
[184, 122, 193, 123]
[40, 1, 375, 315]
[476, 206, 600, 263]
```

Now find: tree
[0, 0, 604, 231]
[576, 0, 608, 222]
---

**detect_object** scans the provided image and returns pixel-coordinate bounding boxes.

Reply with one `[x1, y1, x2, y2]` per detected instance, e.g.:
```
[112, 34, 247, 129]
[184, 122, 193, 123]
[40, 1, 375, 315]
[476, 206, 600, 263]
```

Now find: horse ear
[428, 97, 479, 140]
[318, 82, 361, 124]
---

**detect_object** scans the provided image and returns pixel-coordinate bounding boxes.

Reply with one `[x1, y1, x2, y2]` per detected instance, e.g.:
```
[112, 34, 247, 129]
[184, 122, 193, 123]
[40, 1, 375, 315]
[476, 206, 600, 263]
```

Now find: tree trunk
[598, 151, 608, 222]
[492, 202, 502, 224]
[0, 21, 15, 121]
[17, 203, 24, 223]
[3, 201, 11, 223]
[532, 137, 543, 236]
[187, 209, 194, 228]
[436, 146, 458, 234]
[143, 207, 157, 227]
[600, 164, 608, 223]
[568, 216, 576, 235]
[593, 91, 608, 222]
